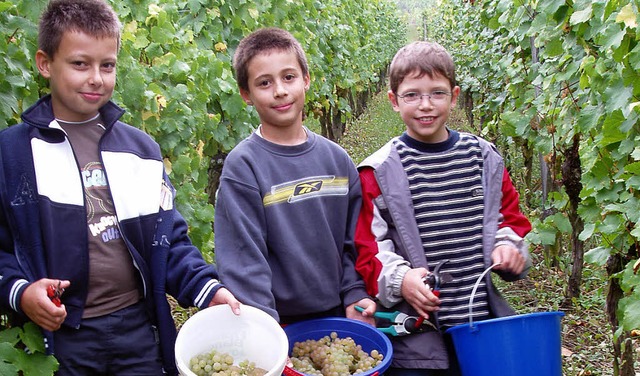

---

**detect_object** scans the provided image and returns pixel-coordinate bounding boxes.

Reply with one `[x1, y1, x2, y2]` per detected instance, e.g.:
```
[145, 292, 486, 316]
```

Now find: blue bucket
[445, 264, 565, 376]
[283, 317, 393, 376]
[446, 311, 564, 376]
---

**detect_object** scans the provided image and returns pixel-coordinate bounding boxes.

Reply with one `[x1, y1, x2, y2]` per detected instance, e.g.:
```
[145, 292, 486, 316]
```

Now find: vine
[0, 0, 406, 374]
[425, 0, 639, 373]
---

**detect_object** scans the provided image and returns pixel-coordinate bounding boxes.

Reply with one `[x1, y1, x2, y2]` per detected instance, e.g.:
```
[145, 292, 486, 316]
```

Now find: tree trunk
[561, 134, 583, 306]
[206, 152, 227, 207]
[606, 250, 637, 375]
[329, 105, 344, 142]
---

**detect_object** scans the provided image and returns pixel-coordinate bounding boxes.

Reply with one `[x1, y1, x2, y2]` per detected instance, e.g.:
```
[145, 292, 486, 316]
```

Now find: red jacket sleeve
[499, 168, 531, 237]
[354, 167, 383, 297]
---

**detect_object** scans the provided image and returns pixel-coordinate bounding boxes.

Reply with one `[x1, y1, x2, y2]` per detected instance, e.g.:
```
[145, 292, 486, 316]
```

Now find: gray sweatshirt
[214, 129, 369, 321]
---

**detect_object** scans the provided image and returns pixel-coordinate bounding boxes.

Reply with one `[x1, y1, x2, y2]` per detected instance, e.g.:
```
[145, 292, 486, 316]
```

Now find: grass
[340, 91, 405, 165]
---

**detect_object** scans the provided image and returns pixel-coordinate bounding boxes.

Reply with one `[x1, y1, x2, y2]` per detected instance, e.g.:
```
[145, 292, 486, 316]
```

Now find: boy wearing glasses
[354, 41, 532, 375]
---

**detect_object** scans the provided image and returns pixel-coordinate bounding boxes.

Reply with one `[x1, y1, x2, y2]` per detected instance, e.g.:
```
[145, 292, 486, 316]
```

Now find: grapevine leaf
[526, 226, 558, 246]
[0, 327, 20, 346]
[0, 342, 20, 364]
[619, 260, 640, 291]
[629, 43, 640, 70]
[570, 4, 593, 25]
[579, 222, 595, 241]
[19, 322, 45, 354]
[550, 212, 572, 233]
[584, 246, 610, 266]
[603, 81, 633, 114]
[600, 110, 626, 146]
[15, 350, 58, 376]
[0, 361, 19, 376]
[618, 294, 640, 332]
[615, 4, 637, 29]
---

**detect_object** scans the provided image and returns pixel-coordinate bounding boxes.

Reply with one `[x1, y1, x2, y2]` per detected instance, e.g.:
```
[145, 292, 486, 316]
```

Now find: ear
[388, 90, 400, 112]
[35, 50, 52, 79]
[303, 72, 311, 91]
[450, 86, 461, 108]
[239, 88, 253, 105]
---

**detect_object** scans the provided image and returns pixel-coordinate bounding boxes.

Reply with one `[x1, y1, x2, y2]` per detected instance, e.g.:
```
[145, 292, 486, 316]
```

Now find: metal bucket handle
[468, 262, 501, 328]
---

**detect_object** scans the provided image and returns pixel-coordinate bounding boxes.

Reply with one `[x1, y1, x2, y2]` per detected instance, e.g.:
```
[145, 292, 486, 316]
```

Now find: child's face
[239, 49, 310, 131]
[36, 30, 118, 122]
[389, 71, 460, 144]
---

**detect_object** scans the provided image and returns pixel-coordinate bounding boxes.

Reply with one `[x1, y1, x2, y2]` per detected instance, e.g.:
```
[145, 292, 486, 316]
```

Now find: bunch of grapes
[189, 349, 267, 376]
[290, 332, 384, 376]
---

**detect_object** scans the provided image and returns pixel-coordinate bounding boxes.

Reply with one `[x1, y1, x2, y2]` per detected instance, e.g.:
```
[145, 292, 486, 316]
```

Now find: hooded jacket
[0, 95, 222, 375]
[355, 131, 532, 369]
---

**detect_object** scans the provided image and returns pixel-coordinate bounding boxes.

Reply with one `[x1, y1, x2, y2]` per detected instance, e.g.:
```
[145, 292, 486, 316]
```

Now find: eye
[402, 92, 419, 99]
[258, 79, 271, 87]
[102, 62, 116, 72]
[431, 91, 449, 99]
[283, 73, 296, 81]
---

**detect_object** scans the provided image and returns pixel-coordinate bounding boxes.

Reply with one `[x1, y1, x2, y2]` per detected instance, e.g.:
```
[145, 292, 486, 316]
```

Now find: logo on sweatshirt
[295, 181, 323, 195]
[263, 175, 348, 206]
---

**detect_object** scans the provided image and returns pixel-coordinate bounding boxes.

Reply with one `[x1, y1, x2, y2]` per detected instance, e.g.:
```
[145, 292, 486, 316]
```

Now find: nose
[273, 80, 287, 97]
[88, 67, 103, 87]
[418, 95, 434, 108]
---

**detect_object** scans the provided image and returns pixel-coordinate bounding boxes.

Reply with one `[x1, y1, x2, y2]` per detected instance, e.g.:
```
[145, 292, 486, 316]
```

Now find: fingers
[401, 268, 441, 318]
[346, 300, 376, 326]
[21, 279, 68, 331]
[492, 245, 526, 274]
[210, 288, 242, 315]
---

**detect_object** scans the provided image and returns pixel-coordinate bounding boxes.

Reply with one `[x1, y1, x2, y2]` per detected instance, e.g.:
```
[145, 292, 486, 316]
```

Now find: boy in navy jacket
[0, 1, 239, 374]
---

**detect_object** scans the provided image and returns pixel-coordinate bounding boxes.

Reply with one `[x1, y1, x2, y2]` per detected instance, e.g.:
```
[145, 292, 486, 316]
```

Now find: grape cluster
[189, 349, 268, 376]
[290, 332, 384, 376]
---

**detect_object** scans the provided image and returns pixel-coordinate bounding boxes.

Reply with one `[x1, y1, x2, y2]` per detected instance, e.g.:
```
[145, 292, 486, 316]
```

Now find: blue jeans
[53, 301, 163, 375]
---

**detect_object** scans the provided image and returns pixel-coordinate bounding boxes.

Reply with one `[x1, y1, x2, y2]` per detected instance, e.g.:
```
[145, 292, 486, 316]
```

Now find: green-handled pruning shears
[355, 306, 436, 336]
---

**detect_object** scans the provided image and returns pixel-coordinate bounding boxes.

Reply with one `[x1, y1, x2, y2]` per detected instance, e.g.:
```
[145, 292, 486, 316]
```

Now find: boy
[354, 41, 532, 375]
[214, 27, 376, 325]
[0, 0, 239, 375]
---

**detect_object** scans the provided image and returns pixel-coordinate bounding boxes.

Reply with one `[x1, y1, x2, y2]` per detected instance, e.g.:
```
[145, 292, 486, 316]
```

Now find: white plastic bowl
[175, 305, 289, 376]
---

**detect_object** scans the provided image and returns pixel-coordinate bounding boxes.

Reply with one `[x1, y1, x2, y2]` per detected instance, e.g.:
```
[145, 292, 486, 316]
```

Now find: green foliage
[0, 321, 58, 375]
[0, 0, 407, 371]
[426, 0, 640, 362]
[0, 0, 405, 253]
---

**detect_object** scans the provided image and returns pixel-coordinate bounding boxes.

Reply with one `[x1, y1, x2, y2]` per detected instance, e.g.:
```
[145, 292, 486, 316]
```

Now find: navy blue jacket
[0, 95, 222, 375]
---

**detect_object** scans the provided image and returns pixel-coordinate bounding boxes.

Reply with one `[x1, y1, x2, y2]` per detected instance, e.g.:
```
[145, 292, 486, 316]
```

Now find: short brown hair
[232, 27, 309, 92]
[388, 41, 456, 94]
[38, 0, 122, 58]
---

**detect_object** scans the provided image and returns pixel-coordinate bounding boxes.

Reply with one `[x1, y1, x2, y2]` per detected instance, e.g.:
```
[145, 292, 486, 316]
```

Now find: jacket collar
[20, 94, 126, 130]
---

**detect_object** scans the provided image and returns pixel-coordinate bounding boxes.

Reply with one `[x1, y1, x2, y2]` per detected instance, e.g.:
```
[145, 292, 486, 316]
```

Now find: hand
[20, 278, 69, 331]
[208, 287, 241, 315]
[491, 245, 526, 275]
[346, 298, 376, 326]
[401, 267, 440, 319]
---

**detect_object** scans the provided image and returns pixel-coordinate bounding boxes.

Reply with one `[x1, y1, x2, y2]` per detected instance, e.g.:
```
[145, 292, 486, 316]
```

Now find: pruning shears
[414, 260, 453, 328]
[46, 281, 64, 307]
[355, 306, 436, 336]
[422, 260, 453, 298]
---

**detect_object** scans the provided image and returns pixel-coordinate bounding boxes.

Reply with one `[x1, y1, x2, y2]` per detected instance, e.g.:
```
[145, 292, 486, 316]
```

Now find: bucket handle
[468, 263, 501, 328]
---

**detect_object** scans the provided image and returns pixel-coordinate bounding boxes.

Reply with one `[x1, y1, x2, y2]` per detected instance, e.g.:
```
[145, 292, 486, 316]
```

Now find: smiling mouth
[82, 93, 103, 101]
[273, 103, 293, 111]
[417, 116, 435, 122]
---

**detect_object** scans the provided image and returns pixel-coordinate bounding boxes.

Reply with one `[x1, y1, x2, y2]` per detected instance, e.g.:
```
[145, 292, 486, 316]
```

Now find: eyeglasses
[397, 91, 452, 105]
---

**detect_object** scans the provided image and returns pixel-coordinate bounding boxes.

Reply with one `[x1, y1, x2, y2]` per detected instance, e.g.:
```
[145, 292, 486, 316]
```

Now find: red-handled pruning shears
[415, 260, 453, 328]
[46, 281, 64, 307]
